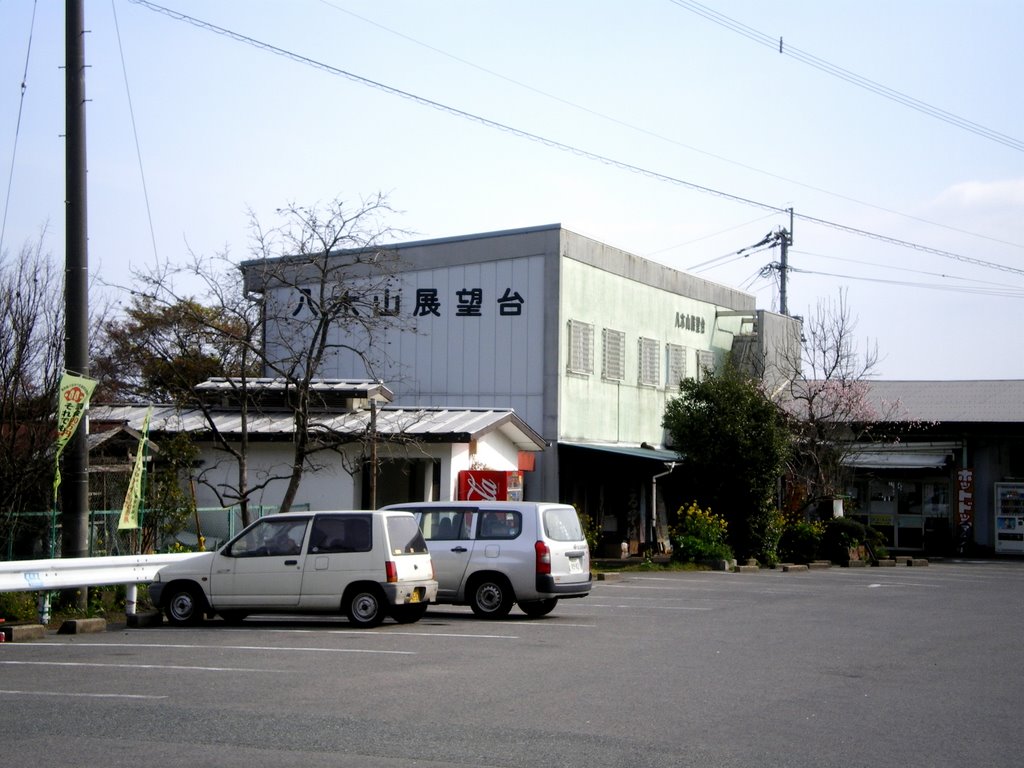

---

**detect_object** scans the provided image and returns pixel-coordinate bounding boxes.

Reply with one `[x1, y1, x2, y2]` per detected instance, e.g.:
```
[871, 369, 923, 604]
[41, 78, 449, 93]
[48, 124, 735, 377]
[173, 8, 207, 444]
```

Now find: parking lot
[2, 560, 1022, 767]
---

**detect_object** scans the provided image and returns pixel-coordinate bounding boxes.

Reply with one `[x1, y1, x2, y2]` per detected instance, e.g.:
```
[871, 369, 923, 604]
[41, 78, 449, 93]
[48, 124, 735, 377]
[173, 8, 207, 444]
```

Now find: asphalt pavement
[1, 559, 1021, 767]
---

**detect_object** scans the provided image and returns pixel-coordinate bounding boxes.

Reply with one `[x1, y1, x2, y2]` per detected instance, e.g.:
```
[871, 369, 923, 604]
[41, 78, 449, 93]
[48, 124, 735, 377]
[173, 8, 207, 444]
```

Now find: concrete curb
[127, 611, 163, 628]
[1, 623, 46, 642]
[57, 617, 107, 635]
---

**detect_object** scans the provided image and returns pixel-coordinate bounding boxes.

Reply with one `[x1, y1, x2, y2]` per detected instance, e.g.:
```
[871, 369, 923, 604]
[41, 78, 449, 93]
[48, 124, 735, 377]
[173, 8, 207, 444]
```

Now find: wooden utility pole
[779, 207, 793, 316]
[63, 0, 91, 576]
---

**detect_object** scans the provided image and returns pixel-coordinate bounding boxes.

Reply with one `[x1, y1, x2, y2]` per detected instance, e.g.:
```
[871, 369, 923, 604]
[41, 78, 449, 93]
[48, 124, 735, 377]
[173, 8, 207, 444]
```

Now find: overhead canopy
[842, 447, 954, 470]
[561, 441, 682, 463]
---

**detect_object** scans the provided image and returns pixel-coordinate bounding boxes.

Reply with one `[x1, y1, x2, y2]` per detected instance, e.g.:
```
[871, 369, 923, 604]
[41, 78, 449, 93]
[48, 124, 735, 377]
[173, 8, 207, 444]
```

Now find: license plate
[568, 558, 583, 574]
[408, 589, 421, 603]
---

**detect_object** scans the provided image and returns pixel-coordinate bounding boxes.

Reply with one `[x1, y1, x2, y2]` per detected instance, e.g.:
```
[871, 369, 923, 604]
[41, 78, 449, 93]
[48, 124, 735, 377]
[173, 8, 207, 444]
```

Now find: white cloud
[934, 178, 1024, 210]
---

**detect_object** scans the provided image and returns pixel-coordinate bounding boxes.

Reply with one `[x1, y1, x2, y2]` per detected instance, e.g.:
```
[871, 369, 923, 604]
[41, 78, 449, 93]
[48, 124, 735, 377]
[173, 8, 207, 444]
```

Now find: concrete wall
[189, 433, 523, 511]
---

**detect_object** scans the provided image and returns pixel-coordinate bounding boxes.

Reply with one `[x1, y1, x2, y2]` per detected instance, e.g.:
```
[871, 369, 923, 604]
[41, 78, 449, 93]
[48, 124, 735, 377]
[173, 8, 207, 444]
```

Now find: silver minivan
[382, 501, 591, 618]
[149, 510, 438, 628]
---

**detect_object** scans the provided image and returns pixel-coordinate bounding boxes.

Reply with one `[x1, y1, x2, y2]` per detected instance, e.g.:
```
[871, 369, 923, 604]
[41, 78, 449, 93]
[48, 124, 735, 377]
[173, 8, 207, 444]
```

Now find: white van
[148, 510, 437, 628]
[382, 501, 591, 618]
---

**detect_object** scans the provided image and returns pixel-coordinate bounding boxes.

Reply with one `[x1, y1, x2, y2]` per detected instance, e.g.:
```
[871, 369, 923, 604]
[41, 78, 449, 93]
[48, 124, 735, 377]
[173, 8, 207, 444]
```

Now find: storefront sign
[674, 312, 705, 334]
[289, 286, 525, 319]
[957, 468, 974, 550]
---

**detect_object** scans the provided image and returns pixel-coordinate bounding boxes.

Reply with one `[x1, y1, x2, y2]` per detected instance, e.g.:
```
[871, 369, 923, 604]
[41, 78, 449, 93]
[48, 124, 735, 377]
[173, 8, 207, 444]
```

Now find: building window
[696, 350, 714, 381]
[567, 320, 594, 375]
[638, 337, 660, 387]
[602, 328, 626, 381]
[667, 343, 687, 389]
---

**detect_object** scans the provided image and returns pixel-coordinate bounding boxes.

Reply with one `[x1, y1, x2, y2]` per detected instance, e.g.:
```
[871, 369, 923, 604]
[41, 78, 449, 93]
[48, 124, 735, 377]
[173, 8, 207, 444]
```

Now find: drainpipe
[651, 462, 679, 553]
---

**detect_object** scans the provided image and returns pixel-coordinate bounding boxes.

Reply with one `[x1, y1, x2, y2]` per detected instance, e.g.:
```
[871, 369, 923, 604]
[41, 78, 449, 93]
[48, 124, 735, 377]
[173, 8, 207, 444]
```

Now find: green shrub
[820, 516, 867, 564]
[575, 507, 600, 555]
[670, 501, 733, 564]
[0, 591, 39, 622]
[778, 520, 824, 564]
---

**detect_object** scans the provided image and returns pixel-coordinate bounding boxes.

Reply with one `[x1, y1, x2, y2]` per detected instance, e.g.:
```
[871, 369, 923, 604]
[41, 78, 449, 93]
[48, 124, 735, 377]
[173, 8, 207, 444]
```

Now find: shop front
[844, 443, 958, 554]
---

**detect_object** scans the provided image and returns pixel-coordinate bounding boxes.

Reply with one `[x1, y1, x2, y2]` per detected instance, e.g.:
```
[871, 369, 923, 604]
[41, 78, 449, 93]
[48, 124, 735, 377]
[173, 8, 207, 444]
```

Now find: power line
[1, 0, 39, 256]
[786, 265, 1024, 298]
[668, 0, 1024, 153]
[792, 248, 1023, 292]
[127, 0, 1024, 281]
[314, 2, 1024, 254]
[111, 0, 159, 262]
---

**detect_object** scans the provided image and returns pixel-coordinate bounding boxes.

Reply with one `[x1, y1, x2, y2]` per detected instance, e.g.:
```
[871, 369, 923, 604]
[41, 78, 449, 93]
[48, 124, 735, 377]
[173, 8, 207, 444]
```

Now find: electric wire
[126, 0, 1024, 281]
[111, 0, 159, 262]
[314, 1, 1024, 254]
[645, 213, 778, 257]
[791, 248, 1023, 292]
[1, 0, 38, 257]
[669, 0, 1024, 153]
[786, 265, 1024, 298]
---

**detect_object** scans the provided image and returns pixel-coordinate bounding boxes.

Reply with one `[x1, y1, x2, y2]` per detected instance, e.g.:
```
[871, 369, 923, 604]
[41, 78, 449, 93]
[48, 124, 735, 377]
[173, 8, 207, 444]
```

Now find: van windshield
[543, 507, 584, 542]
[386, 515, 430, 555]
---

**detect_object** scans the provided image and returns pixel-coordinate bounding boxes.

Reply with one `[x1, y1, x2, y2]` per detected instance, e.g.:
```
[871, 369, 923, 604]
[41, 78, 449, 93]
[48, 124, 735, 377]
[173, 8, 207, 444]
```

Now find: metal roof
[194, 378, 394, 408]
[90, 404, 546, 452]
[862, 380, 1024, 423]
[561, 441, 682, 463]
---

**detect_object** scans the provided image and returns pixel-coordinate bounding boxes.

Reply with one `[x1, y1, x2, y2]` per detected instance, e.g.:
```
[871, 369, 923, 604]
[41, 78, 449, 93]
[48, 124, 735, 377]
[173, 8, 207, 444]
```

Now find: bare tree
[0, 233, 113, 556]
[98, 254, 266, 525]
[104, 195, 407, 523]
[242, 194, 408, 513]
[775, 290, 904, 516]
[0, 235, 65, 554]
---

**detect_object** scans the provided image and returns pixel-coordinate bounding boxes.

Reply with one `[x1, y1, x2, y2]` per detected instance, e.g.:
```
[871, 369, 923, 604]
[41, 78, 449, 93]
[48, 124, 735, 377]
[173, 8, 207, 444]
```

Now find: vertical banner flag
[53, 372, 99, 500]
[119, 408, 153, 530]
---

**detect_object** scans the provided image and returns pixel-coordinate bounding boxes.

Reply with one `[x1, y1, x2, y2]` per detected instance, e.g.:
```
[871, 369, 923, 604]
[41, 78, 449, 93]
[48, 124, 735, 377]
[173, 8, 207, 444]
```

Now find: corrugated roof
[90, 404, 546, 452]
[561, 441, 682, 463]
[863, 380, 1024, 423]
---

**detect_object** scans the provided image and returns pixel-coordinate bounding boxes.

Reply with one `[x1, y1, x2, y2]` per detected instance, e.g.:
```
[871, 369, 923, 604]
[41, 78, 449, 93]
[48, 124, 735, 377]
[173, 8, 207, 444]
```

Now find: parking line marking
[0, 660, 274, 673]
[584, 603, 713, 610]
[11, 642, 414, 655]
[0, 689, 167, 700]
[327, 630, 519, 639]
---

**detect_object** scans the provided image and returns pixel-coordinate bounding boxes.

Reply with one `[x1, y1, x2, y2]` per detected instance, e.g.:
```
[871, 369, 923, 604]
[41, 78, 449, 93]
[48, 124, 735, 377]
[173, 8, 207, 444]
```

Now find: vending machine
[995, 482, 1024, 554]
[458, 470, 523, 501]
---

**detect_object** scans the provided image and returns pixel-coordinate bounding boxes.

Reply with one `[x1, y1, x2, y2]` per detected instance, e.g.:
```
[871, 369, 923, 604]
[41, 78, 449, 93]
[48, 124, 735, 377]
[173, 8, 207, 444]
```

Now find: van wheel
[519, 598, 558, 618]
[390, 604, 428, 624]
[345, 586, 386, 628]
[164, 583, 206, 626]
[469, 575, 514, 618]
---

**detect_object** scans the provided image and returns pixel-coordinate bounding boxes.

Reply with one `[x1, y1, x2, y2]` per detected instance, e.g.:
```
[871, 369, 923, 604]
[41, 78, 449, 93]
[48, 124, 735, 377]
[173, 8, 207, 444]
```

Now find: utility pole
[779, 207, 793, 316]
[63, 0, 91, 577]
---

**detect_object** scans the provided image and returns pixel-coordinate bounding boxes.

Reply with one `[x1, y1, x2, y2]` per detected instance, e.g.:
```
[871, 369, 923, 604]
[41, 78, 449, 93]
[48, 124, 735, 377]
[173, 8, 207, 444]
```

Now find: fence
[2, 505, 308, 561]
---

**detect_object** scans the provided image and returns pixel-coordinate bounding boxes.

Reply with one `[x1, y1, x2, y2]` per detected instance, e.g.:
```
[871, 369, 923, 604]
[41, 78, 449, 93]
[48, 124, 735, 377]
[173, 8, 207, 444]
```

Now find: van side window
[309, 515, 372, 553]
[420, 510, 468, 541]
[477, 511, 521, 540]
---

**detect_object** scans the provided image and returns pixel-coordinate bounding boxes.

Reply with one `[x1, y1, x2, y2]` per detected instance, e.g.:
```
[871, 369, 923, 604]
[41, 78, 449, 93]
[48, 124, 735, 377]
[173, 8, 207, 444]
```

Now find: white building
[90, 380, 545, 546]
[245, 225, 799, 554]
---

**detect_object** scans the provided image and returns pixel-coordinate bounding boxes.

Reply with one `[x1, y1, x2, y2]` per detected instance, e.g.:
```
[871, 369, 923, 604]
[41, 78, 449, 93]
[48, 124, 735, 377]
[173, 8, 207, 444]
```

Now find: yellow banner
[118, 408, 152, 530]
[53, 372, 99, 500]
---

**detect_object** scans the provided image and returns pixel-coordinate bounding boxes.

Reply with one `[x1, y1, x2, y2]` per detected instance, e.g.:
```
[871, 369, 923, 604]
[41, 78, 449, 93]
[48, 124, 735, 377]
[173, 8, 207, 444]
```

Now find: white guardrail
[0, 553, 209, 624]
[0, 552, 208, 594]
[0, 552, 207, 593]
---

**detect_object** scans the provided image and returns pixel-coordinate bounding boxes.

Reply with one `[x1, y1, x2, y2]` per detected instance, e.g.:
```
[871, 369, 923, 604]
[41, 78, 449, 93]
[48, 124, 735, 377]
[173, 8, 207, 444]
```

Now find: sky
[1, 0, 1022, 381]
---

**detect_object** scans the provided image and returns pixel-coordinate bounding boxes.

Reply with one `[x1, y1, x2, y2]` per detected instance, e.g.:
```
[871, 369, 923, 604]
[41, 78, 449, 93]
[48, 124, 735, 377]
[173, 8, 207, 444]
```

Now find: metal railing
[2, 505, 303, 561]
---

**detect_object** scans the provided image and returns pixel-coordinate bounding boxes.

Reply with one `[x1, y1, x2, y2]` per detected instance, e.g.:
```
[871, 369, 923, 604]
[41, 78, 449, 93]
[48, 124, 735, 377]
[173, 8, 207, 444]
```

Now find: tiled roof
[90, 404, 546, 452]
[863, 380, 1024, 423]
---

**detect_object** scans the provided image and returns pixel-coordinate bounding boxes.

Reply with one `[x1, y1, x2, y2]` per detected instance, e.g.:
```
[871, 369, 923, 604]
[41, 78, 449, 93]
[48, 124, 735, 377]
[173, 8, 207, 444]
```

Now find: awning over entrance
[842, 446, 954, 470]
[561, 441, 682, 463]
